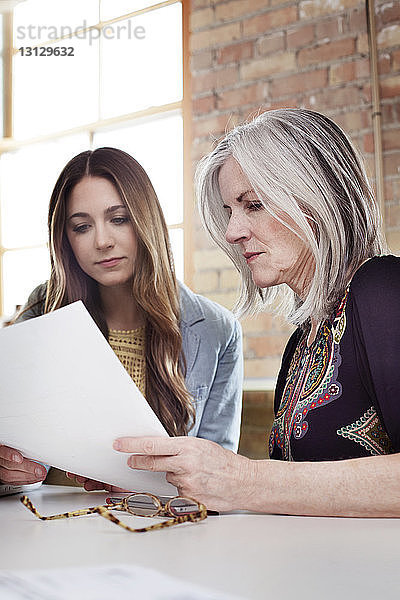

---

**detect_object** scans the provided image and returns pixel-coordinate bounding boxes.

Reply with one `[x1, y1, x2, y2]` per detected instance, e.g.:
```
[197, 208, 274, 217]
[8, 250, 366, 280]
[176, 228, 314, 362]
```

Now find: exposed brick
[386, 230, 400, 253]
[220, 268, 240, 289]
[383, 151, 400, 176]
[384, 179, 395, 202]
[377, 2, 400, 25]
[192, 65, 237, 94]
[191, 138, 215, 161]
[206, 290, 237, 309]
[240, 52, 296, 80]
[315, 17, 344, 40]
[270, 68, 328, 96]
[191, 50, 213, 71]
[287, 24, 314, 49]
[247, 335, 288, 358]
[363, 132, 374, 153]
[193, 113, 234, 139]
[309, 85, 363, 109]
[193, 270, 219, 292]
[217, 41, 254, 65]
[380, 75, 400, 99]
[329, 58, 370, 84]
[357, 32, 369, 54]
[393, 49, 400, 72]
[191, 0, 211, 9]
[190, 7, 214, 31]
[348, 7, 367, 33]
[332, 109, 371, 132]
[386, 202, 400, 228]
[193, 226, 215, 251]
[243, 6, 298, 37]
[257, 31, 285, 56]
[191, 22, 241, 52]
[217, 81, 267, 110]
[298, 37, 355, 67]
[377, 25, 400, 49]
[378, 53, 392, 75]
[244, 357, 283, 378]
[193, 94, 216, 115]
[194, 248, 233, 270]
[215, 0, 272, 22]
[300, 0, 360, 20]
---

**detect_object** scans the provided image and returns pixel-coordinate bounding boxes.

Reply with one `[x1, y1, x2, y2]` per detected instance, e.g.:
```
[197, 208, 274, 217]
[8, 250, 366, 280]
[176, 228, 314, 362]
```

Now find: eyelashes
[71, 216, 130, 234]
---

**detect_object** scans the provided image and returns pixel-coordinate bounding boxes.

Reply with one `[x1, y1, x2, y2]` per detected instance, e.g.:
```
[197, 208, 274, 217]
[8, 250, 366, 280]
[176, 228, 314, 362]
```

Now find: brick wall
[189, 0, 400, 386]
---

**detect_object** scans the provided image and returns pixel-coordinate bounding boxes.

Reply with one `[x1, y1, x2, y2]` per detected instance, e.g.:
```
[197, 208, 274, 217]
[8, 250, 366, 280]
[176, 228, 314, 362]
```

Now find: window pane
[13, 37, 99, 139]
[101, 0, 158, 21]
[93, 112, 183, 225]
[2, 247, 50, 317]
[169, 227, 183, 282]
[100, 3, 182, 119]
[0, 134, 90, 248]
[0, 12, 3, 139]
[13, 0, 99, 44]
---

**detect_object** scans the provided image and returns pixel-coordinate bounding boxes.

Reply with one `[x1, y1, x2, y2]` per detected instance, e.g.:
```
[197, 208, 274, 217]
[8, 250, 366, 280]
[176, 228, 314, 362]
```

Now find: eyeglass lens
[125, 495, 201, 517]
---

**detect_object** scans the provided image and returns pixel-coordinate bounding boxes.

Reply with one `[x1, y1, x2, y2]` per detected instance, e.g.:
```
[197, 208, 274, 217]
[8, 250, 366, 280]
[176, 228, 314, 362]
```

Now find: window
[0, 0, 187, 318]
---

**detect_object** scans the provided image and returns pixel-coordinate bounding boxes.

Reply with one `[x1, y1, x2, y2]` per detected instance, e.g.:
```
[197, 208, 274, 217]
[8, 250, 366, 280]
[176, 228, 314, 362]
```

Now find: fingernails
[113, 440, 121, 450]
[35, 467, 44, 478]
[12, 453, 22, 464]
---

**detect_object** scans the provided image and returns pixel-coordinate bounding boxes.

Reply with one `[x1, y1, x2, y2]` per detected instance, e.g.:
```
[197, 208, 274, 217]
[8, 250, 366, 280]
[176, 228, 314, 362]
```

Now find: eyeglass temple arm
[20, 495, 122, 520]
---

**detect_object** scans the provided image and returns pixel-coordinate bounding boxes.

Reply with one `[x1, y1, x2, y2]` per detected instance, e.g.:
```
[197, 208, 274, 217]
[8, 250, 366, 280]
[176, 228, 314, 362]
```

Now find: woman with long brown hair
[0, 147, 242, 489]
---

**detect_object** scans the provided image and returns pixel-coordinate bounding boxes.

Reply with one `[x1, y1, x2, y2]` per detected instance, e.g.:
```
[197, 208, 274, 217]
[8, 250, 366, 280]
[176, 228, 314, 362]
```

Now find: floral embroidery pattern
[337, 407, 394, 456]
[269, 292, 348, 460]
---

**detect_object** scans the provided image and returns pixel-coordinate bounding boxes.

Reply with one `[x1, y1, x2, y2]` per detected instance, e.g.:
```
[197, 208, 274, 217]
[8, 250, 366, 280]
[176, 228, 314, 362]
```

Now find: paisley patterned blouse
[270, 255, 400, 462]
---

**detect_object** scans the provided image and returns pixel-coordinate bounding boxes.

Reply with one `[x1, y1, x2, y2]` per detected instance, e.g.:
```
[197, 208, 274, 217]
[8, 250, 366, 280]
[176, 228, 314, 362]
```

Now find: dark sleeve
[350, 256, 400, 452]
[15, 283, 47, 323]
[274, 327, 302, 415]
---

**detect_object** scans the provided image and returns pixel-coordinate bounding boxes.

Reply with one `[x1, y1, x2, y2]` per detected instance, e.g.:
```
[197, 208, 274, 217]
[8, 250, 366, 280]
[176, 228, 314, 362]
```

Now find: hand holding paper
[0, 301, 177, 496]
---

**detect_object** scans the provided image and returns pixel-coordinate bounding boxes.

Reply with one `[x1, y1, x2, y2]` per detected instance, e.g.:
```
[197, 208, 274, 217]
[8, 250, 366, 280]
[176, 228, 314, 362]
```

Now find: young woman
[0, 147, 242, 488]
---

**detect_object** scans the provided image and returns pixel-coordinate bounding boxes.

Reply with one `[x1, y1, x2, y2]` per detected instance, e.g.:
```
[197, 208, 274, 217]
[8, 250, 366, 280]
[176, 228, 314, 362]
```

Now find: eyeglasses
[20, 492, 207, 533]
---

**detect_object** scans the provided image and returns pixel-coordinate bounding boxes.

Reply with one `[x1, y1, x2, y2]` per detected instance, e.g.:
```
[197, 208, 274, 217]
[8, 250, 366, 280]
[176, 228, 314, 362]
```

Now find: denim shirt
[18, 282, 243, 451]
[179, 282, 243, 451]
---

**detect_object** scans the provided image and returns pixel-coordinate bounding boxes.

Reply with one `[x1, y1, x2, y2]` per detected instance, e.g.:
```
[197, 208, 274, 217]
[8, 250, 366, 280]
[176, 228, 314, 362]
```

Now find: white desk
[2, 485, 400, 599]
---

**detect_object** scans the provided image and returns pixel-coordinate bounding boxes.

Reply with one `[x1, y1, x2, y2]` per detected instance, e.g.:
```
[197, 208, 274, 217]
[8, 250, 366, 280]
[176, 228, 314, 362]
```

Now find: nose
[225, 213, 251, 245]
[95, 225, 114, 250]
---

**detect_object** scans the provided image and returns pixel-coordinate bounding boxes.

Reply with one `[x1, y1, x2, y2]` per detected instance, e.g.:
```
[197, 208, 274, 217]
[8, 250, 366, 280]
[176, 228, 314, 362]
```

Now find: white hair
[196, 108, 387, 325]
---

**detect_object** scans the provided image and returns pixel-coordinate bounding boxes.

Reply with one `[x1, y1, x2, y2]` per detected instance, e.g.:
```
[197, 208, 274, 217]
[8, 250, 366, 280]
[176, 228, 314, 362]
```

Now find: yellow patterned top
[108, 327, 146, 396]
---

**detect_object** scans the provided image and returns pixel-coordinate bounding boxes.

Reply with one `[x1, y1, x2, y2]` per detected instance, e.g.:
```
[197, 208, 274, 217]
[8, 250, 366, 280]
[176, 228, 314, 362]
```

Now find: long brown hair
[46, 147, 194, 435]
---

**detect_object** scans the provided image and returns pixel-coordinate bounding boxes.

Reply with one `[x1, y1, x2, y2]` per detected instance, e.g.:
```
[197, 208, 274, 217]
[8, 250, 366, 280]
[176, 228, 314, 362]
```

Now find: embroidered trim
[337, 406, 394, 456]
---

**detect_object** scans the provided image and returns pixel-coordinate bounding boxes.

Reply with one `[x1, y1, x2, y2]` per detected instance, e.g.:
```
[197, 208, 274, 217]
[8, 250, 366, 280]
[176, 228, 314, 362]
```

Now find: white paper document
[0, 564, 246, 600]
[0, 302, 176, 495]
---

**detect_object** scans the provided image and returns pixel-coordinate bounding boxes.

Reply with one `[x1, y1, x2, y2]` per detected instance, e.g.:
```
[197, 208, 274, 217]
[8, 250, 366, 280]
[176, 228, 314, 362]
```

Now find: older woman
[116, 108, 400, 518]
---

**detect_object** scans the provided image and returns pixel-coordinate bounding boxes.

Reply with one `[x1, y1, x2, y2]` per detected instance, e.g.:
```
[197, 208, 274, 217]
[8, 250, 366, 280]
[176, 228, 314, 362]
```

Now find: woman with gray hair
[113, 108, 400, 517]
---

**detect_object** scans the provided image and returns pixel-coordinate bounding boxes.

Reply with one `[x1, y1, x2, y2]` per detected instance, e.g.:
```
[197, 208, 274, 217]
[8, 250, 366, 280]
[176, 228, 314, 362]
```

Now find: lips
[243, 252, 264, 263]
[96, 257, 124, 267]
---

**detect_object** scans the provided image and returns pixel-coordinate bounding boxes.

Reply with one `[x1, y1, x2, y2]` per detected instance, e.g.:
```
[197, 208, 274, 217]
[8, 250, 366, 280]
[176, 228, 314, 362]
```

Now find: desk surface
[2, 485, 400, 599]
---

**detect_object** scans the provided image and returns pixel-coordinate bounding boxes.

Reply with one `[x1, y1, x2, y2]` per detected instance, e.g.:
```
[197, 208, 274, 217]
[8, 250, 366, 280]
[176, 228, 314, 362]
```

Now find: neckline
[109, 326, 145, 335]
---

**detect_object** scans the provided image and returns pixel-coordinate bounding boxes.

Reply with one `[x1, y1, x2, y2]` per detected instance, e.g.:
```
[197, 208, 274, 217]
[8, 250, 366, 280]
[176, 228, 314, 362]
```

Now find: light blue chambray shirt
[179, 282, 243, 451]
[18, 282, 243, 452]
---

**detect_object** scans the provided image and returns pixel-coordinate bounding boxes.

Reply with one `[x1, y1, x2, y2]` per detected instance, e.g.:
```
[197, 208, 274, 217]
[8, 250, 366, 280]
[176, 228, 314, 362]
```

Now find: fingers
[113, 436, 185, 456]
[0, 446, 47, 485]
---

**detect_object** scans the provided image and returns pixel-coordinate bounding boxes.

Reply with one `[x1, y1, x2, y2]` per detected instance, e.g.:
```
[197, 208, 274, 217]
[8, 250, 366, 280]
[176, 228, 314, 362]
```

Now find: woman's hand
[113, 436, 257, 512]
[0, 445, 47, 485]
[65, 472, 129, 493]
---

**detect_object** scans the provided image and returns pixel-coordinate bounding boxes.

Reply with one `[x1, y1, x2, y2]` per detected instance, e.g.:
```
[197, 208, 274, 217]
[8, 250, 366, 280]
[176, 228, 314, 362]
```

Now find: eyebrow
[67, 205, 127, 220]
[223, 189, 254, 209]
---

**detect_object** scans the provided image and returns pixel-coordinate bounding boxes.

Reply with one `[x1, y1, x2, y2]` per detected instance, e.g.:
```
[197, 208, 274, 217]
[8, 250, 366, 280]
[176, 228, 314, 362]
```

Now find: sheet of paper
[0, 301, 176, 496]
[0, 564, 246, 600]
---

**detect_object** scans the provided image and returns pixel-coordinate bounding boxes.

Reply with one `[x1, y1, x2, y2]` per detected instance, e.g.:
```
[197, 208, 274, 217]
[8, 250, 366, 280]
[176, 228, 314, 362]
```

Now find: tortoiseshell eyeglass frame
[20, 492, 207, 533]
